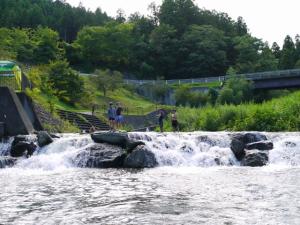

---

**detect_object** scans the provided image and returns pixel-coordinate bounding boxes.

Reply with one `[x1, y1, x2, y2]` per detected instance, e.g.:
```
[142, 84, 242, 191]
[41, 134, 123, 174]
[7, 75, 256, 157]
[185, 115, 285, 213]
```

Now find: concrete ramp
[0, 87, 34, 136]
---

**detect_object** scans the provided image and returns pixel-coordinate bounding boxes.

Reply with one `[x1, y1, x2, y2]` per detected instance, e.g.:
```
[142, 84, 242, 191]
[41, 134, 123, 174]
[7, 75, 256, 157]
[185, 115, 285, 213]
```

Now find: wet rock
[37, 131, 53, 147]
[197, 135, 216, 146]
[243, 133, 267, 143]
[0, 157, 17, 168]
[230, 137, 246, 161]
[180, 145, 194, 154]
[241, 150, 268, 167]
[230, 133, 268, 161]
[11, 135, 28, 147]
[285, 141, 296, 148]
[50, 133, 60, 139]
[246, 141, 273, 151]
[74, 143, 126, 168]
[10, 141, 37, 157]
[124, 146, 157, 168]
[91, 132, 145, 152]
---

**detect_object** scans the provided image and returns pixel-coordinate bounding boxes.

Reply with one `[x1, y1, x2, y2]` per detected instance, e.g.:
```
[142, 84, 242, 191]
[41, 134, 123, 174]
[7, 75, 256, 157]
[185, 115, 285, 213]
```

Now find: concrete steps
[57, 110, 109, 132]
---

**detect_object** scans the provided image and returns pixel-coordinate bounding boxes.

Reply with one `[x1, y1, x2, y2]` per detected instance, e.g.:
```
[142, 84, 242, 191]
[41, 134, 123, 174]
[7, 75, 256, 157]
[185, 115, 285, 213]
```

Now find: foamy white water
[0, 132, 299, 225]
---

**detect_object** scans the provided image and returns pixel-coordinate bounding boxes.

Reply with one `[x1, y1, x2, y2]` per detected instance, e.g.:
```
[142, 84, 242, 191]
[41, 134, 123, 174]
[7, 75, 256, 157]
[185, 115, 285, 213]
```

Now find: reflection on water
[0, 167, 299, 225]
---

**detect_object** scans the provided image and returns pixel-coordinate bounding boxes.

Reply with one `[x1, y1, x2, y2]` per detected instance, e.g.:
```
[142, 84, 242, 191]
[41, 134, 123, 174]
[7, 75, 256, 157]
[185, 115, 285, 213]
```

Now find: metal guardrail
[80, 69, 300, 86]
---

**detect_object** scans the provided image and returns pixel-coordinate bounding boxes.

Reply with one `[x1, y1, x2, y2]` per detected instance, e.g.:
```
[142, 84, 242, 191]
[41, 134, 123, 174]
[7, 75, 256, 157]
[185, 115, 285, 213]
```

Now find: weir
[0, 132, 299, 170]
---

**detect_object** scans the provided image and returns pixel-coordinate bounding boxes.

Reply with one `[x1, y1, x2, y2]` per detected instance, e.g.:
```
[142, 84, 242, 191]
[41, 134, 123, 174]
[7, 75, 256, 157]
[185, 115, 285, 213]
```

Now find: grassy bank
[164, 90, 300, 132]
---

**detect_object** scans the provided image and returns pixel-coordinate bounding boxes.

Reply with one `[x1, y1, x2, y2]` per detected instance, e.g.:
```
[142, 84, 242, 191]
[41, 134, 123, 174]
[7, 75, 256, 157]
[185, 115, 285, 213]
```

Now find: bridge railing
[82, 68, 300, 86]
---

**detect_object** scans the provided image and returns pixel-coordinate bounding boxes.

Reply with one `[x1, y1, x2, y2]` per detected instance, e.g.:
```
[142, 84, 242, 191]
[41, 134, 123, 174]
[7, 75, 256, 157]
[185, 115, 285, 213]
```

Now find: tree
[33, 27, 63, 64]
[180, 25, 227, 77]
[217, 69, 253, 105]
[256, 43, 278, 71]
[279, 35, 296, 69]
[47, 60, 84, 104]
[271, 42, 281, 59]
[92, 69, 123, 96]
[158, 0, 200, 34]
[233, 35, 263, 73]
[149, 24, 179, 79]
[235, 16, 248, 36]
[75, 23, 134, 69]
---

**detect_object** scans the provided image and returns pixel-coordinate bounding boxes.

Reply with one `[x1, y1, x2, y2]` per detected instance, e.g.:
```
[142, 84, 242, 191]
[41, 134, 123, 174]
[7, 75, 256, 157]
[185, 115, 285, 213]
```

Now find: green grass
[170, 81, 222, 89]
[163, 90, 300, 132]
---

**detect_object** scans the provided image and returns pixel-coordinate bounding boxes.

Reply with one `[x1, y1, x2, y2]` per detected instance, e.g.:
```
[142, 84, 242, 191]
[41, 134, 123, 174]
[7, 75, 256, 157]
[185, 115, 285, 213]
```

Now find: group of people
[107, 102, 124, 130]
[158, 109, 179, 132]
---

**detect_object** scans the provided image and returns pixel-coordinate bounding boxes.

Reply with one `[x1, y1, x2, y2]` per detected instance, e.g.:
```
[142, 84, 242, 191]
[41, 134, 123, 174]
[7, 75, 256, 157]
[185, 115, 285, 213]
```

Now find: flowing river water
[0, 132, 299, 225]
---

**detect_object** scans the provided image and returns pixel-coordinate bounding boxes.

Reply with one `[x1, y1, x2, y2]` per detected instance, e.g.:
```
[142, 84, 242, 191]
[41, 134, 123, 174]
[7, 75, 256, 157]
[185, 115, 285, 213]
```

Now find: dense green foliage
[0, 0, 110, 42]
[164, 91, 300, 132]
[1, 0, 300, 80]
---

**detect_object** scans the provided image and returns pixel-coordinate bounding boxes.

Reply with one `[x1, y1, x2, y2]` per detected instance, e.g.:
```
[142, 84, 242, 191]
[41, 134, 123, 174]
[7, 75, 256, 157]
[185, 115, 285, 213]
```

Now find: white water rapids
[0, 132, 299, 225]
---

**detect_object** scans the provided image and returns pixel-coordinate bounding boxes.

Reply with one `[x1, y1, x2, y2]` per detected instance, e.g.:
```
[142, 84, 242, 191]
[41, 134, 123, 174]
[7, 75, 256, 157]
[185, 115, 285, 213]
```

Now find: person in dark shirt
[115, 102, 124, 129]
[107, 102, 116, 130]
[171, 110, 179, 132]
[158, 110, 164, 132]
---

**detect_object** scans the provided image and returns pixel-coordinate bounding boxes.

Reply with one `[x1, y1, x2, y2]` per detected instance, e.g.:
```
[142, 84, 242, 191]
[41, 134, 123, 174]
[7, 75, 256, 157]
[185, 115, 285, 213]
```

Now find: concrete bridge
[120, 69, 300, 90]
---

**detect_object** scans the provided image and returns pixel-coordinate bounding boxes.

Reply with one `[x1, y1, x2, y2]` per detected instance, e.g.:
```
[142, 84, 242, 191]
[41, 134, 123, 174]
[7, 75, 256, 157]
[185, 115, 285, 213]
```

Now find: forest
[1, 0, 300, 80]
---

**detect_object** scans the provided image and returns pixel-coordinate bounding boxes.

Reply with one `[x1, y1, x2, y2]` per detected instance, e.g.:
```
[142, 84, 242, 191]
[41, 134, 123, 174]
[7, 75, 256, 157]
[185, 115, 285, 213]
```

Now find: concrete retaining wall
[0, 87, 34, 136]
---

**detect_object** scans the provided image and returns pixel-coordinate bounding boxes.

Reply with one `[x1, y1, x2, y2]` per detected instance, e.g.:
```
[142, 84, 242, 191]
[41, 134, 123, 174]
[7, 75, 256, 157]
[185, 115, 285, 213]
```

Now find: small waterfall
[0, 132, 300, 170]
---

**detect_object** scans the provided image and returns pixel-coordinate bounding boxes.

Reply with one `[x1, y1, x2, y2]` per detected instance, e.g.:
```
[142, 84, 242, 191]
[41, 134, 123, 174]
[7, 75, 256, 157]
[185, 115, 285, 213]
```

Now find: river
[0, 132, 299, 225]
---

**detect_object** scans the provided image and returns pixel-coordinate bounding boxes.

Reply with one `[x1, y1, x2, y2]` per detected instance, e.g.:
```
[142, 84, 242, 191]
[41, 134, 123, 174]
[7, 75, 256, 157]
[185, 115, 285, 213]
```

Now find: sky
[66, 0, 300, 47]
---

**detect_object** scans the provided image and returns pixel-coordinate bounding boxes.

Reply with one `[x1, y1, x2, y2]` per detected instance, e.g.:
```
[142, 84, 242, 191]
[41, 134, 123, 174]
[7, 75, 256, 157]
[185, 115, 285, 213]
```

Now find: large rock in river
[241, 150, 269, 167]
[73, 143, 126, 168]
[91, 132, 145, 152]
[124, 146, 158, 168]
[230, 133, 268, 161]
[10, 141, 36, 157]
[37, 131, 53, 147]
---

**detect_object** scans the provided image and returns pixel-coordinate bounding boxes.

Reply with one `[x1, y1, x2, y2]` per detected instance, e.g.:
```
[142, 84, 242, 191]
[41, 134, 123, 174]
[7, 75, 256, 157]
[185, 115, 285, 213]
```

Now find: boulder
[246, 141, 273, 151]
[91, 132, 145, 152]
[10, 141, 36, 158]
[0, 157, 17, 168]
[73, 143, 126, 168]
[230, 133, 268, 161]
[124, 146, 158, 168]
[241, 150, 269, 167]
[243, 133, 267, 143]
[37, 131, 53, 147]
[11, 135, 28, 147]
[230, 137, 246, 161]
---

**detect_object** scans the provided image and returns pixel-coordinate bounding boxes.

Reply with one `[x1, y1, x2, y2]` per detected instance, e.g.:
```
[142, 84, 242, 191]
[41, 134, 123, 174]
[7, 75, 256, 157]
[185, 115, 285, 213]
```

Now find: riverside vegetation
[0, 0, 300, 132]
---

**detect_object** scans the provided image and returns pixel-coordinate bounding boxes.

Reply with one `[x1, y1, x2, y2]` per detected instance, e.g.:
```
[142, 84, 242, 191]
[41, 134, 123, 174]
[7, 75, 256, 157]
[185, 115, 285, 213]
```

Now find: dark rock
[0, 157, 17, 168]
[243, 133, 267, 143]
[10, 141, 36, 157]
[91, 132, 145, 152]
[230, 133, 268, 161]
[50, 133, 60, 139]
[241, 150, 268, 167]
[230, 137, 246, 161]
[180, 145, 194, 153]
[37, 131, 53, 147]
[12, 135, 28, 147]
[73, 143, 126, 168]
[124, 146, 157, 168]
[285, 141, 296, 148]
[197, 135, 216, 146]
[246, 141, 273, 151]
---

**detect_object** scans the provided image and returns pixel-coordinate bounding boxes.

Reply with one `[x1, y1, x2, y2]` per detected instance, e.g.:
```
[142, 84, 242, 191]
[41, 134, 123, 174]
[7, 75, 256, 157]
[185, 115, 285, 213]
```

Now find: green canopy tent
[0, 61, 22, 90]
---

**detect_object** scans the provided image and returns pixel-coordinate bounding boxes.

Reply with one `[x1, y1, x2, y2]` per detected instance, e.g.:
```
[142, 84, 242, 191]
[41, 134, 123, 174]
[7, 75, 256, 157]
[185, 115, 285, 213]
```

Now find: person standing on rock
[116, 102, 124, 129]
[171, 110, 179, 132]
[158, 110, 164, 132]
[107, 102, 116, 130]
